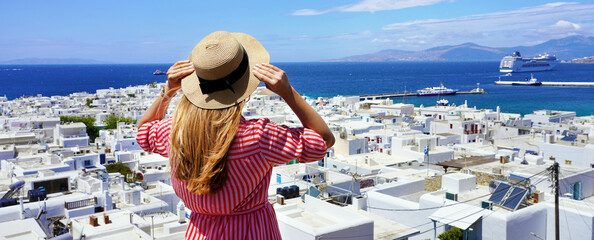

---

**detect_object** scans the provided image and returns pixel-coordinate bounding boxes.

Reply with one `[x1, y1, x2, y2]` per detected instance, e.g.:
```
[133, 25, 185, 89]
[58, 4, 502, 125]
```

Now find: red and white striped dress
[136, 116, 327, 239]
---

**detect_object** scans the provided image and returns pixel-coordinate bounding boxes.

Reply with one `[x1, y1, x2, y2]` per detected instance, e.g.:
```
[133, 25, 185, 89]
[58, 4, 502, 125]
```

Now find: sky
[1, 0, 594, 63]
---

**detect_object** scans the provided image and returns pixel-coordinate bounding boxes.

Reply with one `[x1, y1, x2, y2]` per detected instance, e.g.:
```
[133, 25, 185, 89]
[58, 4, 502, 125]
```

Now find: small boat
[512, 74, 542, 86]
[494, 74, 542, 86]
[417, 83, 457, 96]
[153, 69, 167, 75]
[436, 99, 449, 106]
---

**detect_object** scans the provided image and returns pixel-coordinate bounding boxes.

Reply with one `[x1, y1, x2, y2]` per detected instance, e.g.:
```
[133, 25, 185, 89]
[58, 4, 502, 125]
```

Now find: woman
[136, 31, 334, 239]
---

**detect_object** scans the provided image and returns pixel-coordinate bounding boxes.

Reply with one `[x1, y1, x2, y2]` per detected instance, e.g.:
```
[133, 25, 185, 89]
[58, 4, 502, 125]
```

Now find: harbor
[495, 81, 594, 86]
[360, 88, 486, 100]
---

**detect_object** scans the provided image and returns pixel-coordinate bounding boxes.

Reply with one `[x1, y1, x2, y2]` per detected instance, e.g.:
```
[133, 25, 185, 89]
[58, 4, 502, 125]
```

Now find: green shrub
[438, 227, 463, 240]
[104, 115, 137, 129]
[60, 116, 99, 142]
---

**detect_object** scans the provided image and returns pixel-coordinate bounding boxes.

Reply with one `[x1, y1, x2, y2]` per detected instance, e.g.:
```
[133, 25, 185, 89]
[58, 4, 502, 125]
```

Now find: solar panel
[502, 187, 528, 211]
[488, 182, 511, 204]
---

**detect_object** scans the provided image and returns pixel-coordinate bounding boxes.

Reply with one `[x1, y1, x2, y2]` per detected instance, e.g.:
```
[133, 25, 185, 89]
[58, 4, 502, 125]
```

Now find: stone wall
[425, 175, 442, 191]
[469, 170, 504, 186]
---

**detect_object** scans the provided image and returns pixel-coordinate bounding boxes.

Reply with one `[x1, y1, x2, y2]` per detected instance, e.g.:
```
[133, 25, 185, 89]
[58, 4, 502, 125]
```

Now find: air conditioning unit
[446, 192, 458, 201]
[482, 201, 493, 210]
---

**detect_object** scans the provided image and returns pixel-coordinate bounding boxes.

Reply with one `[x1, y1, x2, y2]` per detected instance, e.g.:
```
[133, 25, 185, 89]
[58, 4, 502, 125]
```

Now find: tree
[438, 227, 463, 240]
[106, 162, 131, 175]
[85, 98, 93, 108]
[60, 116, 99, 142]
[103, 115, 137, 129]
[85, 97, 98, 108]
[106, 162, 142, 183]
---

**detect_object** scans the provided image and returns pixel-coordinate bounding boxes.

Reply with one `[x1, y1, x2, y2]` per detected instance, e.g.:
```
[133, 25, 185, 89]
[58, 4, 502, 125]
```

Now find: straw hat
[181, 31, 270, 109]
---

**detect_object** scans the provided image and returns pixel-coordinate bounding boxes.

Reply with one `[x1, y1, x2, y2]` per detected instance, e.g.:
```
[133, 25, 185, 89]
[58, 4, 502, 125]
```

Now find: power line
[367, 169, 551, 212]
[412, 185, 536, 237]
[369, 177, 544, 239]
[558, 172, 594, 235]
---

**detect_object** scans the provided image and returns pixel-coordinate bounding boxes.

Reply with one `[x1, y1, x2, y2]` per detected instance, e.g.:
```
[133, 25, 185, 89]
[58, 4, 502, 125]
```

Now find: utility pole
[552, 162, 560, 240]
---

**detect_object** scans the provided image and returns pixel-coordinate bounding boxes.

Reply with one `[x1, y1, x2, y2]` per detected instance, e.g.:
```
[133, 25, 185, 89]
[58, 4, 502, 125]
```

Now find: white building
[54, 122, 89, 148]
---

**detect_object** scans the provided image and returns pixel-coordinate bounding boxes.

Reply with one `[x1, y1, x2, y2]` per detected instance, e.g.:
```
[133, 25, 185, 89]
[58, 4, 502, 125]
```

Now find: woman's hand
[253, 63, 335, 148]
[165, 60, 195, 95]
[253, 63, 293, 99]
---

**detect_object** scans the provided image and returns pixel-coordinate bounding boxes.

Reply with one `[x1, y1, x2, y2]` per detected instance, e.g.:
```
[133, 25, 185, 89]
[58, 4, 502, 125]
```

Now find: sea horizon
[2, 62, 594, 116]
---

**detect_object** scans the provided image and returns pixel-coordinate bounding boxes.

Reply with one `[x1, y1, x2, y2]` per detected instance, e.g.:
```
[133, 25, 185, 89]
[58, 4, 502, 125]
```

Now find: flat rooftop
[346, 206, 420, 239]
[332, 152, 419, 168]
[437, 156, 499, 170]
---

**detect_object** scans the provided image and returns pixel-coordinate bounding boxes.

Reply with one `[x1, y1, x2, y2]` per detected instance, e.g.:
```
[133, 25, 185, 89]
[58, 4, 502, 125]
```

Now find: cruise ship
[499, 51, 558, 73]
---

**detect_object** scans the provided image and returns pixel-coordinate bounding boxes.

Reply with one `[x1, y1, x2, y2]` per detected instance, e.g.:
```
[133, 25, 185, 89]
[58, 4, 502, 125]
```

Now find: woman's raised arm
[138, 60, 194, 126]
[253, 63, 335, 148]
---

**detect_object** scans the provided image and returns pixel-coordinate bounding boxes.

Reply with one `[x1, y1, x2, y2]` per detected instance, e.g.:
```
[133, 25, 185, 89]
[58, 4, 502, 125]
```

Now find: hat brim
[181, 32, 270, 109]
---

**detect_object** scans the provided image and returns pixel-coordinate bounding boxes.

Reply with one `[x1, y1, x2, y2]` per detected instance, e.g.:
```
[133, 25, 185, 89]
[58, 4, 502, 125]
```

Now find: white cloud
[553, 20, 581, 30]
[320, 30, 373, 40]
[530, 20, 586, 39]
[377, 2, 594, 49]
[371, 38, 392, 43]
[290, 0, 448, 16]
[382, 2, 594, 31]
[291, 9, 330, 16]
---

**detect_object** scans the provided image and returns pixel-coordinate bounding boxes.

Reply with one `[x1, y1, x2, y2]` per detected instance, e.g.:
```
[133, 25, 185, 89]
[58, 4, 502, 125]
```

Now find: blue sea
[1, 62, 594, 116]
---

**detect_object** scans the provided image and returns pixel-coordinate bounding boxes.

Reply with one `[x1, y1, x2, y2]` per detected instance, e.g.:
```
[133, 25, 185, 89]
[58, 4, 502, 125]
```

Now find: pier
[360, 88, 486, 100]
[494, 81, 594, 86]
[541, 82, 594, 86]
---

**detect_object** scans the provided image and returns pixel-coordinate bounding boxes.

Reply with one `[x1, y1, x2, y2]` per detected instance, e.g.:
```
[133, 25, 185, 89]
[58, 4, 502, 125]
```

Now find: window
[84, 160, 91, 166]
[565, 160, 572, 165]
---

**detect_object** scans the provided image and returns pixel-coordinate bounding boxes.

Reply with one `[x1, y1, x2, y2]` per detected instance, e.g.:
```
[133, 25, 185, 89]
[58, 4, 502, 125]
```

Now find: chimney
[89, 215, 99, 227]
[103, 213, 110, 224]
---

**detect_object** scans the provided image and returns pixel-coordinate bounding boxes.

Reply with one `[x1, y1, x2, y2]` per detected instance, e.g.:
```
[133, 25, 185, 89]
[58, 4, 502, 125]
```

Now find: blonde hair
[169, 95, 245, 195]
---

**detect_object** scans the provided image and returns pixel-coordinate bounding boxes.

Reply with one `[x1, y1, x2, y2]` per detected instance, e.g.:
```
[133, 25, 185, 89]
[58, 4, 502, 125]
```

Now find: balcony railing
[65, 197, 97, 210]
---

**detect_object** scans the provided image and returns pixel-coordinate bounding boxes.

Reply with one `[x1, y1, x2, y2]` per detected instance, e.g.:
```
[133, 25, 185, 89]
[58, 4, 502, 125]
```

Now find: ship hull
[417, 91, 457, 96]
[499, 53, 557, 73]
[511, 82, 542, 86]
[500, 64, 556, 73]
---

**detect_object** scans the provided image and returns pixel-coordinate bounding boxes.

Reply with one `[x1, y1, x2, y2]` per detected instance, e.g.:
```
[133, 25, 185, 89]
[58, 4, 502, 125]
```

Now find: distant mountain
[336, 49, 414, 62]
[499, 35, 594, 61]
[0, 58, 112, 64]
[563, 56, 594, 63]
[331, 35, 594, 62]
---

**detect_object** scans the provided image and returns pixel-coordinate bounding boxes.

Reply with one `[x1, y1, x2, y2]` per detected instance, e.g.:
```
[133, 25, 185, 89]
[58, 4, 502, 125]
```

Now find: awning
[429, 204, 484, 230]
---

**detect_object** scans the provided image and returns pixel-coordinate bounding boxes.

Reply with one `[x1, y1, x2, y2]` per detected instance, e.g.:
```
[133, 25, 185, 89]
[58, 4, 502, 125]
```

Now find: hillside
[562, 56, 594, 63]
[0, 58, 112, 64]
[332, 35, 594, 62]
